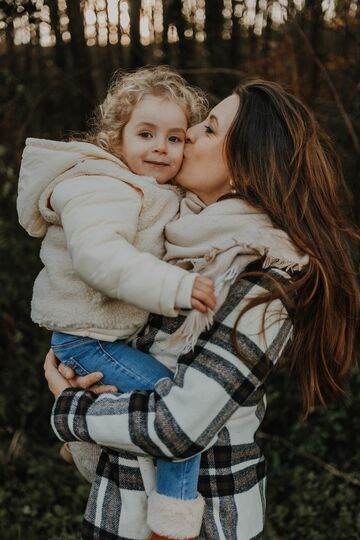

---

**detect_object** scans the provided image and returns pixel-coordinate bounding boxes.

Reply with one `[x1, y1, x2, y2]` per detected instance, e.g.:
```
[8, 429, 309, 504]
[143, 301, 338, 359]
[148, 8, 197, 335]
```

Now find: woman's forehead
[210, 94, 239, 132]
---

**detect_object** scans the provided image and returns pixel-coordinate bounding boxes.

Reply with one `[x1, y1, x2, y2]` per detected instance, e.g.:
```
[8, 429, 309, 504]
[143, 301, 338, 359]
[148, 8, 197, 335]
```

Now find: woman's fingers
[90, 384, 118, 394]
[44, 349, 58, 370]
[70, 372, 104, 390]
[43, 349, 114, 397]
[58, 362, 76, 379]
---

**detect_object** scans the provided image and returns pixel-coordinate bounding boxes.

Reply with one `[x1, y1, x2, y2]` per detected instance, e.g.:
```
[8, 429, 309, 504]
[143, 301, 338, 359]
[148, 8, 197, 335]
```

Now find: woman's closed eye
[204, 124, 214, 135]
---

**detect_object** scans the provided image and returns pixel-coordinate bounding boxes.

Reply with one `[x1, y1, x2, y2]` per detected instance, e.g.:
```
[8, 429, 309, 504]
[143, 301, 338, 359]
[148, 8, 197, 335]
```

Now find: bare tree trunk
[339, 0, 352, 59]
[309, 1, 323, 99]
[66, 0, 94, 125]
[162, 0, 171, 63]
[204, 0, 224, 95]
[103, 2, 116, 79]
[5, 19, 16, 73]
[261, 15, 272, 56]
[164, 0, 189, 68]
[231, 4, 242, 64]
[161, 0, 182, 67]
[129, 0, 143, 66]
[169, 0, 186, 45]
[248, 0, 259, 60]
[205, 0, 224, 64]
[46, 0, 66, 69]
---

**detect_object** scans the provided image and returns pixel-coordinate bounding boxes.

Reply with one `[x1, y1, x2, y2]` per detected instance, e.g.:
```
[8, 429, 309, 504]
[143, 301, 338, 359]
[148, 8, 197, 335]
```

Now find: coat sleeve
[51, 272, 293, 460]
[50, 175, 196, 315]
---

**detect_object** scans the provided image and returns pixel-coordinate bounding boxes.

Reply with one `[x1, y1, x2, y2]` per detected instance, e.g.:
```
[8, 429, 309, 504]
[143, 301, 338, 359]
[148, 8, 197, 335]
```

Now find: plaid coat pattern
[52, 267, 293, 540]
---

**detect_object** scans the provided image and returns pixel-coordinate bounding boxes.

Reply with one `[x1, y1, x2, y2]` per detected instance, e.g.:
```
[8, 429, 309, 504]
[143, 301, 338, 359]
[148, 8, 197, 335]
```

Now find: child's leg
[51, 332, 204, 538]
[156, 455, 201, 500]
[148, 455, 205, 540]
[51, 332, 172, 391]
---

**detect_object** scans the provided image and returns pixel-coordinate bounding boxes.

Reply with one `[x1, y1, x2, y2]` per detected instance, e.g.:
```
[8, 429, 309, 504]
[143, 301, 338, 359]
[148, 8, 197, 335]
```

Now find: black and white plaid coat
[52, 266, 293, 540]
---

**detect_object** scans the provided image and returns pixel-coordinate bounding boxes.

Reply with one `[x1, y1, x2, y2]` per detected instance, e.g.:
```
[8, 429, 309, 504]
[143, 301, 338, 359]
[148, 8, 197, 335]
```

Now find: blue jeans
[51, 332, 201, 500]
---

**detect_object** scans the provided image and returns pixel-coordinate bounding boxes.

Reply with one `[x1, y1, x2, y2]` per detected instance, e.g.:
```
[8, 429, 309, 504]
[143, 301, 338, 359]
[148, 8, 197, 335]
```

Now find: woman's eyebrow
[209, 114, 219, 127]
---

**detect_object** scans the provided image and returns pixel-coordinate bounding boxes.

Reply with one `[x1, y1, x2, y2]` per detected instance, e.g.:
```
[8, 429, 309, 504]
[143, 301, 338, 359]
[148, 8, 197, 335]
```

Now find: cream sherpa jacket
[17, 138, 196, 340]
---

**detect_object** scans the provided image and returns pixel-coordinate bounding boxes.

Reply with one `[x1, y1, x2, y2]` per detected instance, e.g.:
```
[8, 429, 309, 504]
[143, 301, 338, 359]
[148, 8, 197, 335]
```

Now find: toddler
[17, 67, 214, 540]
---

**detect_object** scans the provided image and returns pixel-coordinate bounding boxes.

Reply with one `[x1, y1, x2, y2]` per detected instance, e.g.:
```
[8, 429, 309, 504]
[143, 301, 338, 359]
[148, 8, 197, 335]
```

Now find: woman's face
[175, 94, 239, 205]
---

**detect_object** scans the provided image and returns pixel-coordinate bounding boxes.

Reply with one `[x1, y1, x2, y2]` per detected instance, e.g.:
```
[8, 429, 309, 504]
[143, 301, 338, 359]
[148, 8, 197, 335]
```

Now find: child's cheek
[180, 142, 186, 163]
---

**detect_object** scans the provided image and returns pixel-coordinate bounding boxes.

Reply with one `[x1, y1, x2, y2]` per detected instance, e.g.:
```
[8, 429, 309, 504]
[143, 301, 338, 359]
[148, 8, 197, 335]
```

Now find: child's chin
[155, 176, 172, 185]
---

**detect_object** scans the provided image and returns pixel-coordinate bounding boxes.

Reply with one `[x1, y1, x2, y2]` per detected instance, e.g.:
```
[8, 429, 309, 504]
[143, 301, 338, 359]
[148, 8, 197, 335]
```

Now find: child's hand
[191, 276, 216, 313]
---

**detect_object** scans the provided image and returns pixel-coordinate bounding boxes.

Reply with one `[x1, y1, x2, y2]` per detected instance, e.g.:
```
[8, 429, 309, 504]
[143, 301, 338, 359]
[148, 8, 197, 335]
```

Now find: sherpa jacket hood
[17, 137, 131, 238]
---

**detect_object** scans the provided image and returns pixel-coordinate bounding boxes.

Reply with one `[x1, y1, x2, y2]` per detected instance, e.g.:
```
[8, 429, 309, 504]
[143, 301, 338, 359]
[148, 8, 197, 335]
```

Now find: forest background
[0, 1, 359, 539]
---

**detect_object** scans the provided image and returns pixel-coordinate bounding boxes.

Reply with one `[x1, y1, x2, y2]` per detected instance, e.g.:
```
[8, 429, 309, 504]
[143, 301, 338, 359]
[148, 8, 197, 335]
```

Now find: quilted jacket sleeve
[51, 271, 293, 459]
[50, 175, 196, 315]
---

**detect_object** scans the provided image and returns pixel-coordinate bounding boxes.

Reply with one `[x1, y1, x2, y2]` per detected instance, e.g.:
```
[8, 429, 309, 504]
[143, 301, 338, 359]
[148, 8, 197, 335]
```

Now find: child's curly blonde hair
[87, 65, 208, 158]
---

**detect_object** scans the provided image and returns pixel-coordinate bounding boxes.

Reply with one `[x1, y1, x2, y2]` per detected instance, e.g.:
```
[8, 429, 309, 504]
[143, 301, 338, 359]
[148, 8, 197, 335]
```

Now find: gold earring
[229, 179, 236, 194]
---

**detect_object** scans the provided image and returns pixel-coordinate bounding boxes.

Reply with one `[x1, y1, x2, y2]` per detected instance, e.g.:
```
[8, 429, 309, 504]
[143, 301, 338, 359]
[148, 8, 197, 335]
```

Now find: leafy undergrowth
[0, 441, 89, 540]
[263, 368, 360, 540]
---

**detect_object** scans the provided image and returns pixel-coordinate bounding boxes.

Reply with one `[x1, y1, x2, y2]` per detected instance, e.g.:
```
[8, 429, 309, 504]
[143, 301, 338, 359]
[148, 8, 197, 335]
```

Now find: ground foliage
[0, 1, 359, 538]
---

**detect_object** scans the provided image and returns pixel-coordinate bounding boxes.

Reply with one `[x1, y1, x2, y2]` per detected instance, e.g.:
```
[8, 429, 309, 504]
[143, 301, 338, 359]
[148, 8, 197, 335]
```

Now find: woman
[45, 80, 359, 540]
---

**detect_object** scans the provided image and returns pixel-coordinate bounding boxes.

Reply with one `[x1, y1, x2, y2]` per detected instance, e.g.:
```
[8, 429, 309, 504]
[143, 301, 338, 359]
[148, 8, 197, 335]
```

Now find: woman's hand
[44, 349, 117, 399]
[191, 276, 216, 313]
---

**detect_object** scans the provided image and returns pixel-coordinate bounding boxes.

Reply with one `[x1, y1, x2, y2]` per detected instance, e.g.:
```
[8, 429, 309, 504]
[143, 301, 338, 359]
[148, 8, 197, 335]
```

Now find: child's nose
[153, 137, 167, 153]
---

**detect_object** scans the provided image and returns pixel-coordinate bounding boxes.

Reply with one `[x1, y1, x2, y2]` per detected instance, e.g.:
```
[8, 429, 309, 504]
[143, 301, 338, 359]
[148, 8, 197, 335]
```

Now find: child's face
[120, 95, 188, 184]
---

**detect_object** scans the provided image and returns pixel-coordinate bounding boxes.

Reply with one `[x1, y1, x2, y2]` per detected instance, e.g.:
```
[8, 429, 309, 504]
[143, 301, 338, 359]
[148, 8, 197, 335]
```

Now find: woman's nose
[185, 125, 196, 144]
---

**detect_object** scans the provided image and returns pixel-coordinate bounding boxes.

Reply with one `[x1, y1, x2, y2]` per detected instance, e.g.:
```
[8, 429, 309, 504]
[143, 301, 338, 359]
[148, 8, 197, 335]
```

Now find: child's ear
[108, 130, 122, 157]
[108, 130, 118, 146]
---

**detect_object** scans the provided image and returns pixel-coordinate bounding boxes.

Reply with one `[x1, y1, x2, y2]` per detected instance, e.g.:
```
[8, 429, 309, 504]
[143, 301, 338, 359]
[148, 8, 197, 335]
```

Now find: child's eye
[204, 124, 214, 135]
[169, 136, 184, 143]
[139, 131, 153, 139]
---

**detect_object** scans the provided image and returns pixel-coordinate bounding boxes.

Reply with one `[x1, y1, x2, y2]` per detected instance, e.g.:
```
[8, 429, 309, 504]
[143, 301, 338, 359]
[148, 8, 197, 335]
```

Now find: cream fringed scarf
[164, 192, 309, 354]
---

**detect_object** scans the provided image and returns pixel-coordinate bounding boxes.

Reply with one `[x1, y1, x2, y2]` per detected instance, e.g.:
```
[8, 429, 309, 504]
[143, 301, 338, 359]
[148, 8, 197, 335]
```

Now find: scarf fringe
[166, 252, 305, 356]
[263, 253, 304, 272]
[167, 265, 240, 355]
[176, 248, 306, 276]
[165, 224, 307, 355]
[214, 265, 239, 295]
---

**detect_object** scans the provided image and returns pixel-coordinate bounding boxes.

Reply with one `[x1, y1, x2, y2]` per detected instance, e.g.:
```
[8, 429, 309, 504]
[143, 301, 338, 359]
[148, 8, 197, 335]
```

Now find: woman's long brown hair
[225, 80, 359, 417]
